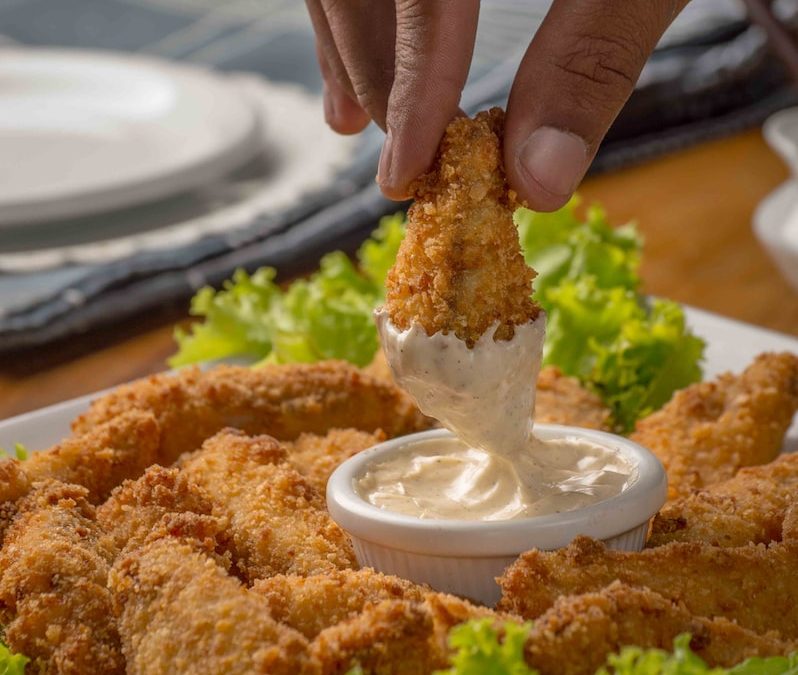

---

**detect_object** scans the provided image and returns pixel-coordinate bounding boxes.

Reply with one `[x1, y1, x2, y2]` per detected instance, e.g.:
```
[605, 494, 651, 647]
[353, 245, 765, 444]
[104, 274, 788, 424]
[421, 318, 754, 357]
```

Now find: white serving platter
[1, 305, 796, 453]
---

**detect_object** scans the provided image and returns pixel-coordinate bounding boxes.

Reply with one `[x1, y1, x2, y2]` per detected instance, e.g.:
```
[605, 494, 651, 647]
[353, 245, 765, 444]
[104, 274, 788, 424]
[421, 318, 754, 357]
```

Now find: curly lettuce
[171, 201, 704, 428]
[515, 198, 704, 430]
[170, 213, 405, 369]
[438, 624, 798, 675]
[1, 443, 27, 461]
[0, 640, 29, 675]
[435, 619, 536, 675]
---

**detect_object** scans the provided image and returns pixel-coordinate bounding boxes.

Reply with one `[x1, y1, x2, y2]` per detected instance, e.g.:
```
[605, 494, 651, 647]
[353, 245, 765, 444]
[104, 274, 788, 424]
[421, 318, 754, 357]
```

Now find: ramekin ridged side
[348, 521, 649, 606]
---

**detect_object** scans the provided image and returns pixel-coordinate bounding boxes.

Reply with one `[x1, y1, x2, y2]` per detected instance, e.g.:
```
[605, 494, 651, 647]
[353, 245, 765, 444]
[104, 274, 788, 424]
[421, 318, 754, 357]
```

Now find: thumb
[504, 0, 686, 211]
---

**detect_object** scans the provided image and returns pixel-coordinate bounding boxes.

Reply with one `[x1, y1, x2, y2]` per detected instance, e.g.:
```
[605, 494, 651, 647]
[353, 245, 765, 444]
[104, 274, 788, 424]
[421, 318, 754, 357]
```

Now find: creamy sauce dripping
[372, 309, 634, 521]
[375, 310, 544, 456]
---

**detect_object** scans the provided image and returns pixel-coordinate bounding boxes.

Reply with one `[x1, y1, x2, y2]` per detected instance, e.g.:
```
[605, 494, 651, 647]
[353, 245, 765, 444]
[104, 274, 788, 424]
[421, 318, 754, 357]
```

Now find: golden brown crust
[310, 600, 441, 675]
[109, 513, 311, 675]
[649, 453, 798, 547]
[0, 481, 124, 674]
[631, 352, 798, 499]
[498, 535, 798, 639]
[524, 582, 794, 675]
[285, 428, 386, 494]
[384, 108, 539, 345]
[179, 429, 357, 580]
[253, 569, 427, 639]
[96, 465, 214, 556]
[535, 366, 612, 430]
[0, 458, 30, 543]
[72, 362, 431, 465]
[15, 410, 160, 505]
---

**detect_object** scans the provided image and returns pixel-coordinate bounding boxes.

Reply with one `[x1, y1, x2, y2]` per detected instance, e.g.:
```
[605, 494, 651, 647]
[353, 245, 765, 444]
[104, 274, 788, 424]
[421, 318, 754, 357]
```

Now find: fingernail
[322, 86, 336, 126]
[377, 129, 394, 188]
[517, 127, 588, 197]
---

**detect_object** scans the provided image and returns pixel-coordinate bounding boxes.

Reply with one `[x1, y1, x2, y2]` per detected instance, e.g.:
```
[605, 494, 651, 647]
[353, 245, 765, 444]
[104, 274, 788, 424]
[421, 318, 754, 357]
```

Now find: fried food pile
[1, 107, 797, 673]
[0, 352, 796, 674]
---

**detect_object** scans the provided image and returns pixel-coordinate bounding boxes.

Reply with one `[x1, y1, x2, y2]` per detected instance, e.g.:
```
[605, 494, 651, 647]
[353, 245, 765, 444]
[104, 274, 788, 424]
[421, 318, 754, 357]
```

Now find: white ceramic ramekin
[327, 425, 667, 606]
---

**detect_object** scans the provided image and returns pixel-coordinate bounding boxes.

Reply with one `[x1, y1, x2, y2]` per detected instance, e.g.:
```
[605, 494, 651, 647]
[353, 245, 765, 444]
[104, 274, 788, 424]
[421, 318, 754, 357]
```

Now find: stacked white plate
[0, 48, 262, 227]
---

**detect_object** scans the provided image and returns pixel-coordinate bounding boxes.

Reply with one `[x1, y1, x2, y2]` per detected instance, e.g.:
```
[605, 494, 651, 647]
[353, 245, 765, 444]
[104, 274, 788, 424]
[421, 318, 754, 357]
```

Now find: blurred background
[1, 0, 797, 413]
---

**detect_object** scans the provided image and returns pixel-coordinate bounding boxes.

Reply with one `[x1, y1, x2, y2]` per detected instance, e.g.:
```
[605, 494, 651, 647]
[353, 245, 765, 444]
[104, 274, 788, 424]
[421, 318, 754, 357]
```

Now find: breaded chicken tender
[649, 454, 798, 547]
[631, 352, 798, 499]
[384, 109, 539, 345]
[73, 362, 430, 465]
[310, 592, 513, 675]
[535, 366, 612, 430]
[97, 465, 213, 556]
[253, 569, 427, 639]
[180, 429, 356, 580]
[109, 513, 311, 675]
[310, 600, 440, 675]
[0, 458, 30, 543]
[0, 481, 123, 674]
[523, 582, 793, 675]
[285, 428, 386, 493]
[3, 410, 159, 507]
[498, 535, 798, 639]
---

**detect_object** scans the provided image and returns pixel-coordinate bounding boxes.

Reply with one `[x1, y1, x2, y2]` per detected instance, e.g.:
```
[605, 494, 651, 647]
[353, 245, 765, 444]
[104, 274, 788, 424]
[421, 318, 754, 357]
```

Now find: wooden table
[1, 130, 797, 420]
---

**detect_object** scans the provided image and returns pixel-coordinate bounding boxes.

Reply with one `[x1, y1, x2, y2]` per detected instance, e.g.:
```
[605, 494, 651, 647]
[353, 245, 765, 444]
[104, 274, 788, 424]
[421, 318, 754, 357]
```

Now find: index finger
[379, 0, 480, 200]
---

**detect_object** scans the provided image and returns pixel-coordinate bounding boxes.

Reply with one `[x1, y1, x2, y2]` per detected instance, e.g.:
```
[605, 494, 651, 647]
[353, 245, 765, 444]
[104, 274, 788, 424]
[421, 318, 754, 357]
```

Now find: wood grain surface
[1, 130, 796, 420]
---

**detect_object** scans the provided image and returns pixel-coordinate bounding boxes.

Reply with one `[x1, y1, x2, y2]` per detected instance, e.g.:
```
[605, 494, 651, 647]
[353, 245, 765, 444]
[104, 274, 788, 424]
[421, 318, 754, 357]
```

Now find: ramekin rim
[326, 424, 667, 556]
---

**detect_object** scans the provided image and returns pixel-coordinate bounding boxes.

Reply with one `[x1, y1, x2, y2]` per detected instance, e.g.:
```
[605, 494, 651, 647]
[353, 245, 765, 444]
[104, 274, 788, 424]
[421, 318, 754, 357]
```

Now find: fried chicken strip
[649, 453, 798, 547]
[523, 582, 793, 675]
[311, 600, 441, 675]
[285, 428, 386, 494]
[536, 366, 612, 430]
[180, 429, 356, 580]
[0, 481, 123, 674]
[631, 352, 798, 499]
[310, 591, 512, 675]
[1, 410, 159, 509]
[253, 569, 427, 639]
[73, 362, 430, 466]
[109, 513, 311, 675]
[0, 458, 30, 543]
[498, 535, 798, 639]
[97, 465, 213, 556]
[384, 108, 539, 345]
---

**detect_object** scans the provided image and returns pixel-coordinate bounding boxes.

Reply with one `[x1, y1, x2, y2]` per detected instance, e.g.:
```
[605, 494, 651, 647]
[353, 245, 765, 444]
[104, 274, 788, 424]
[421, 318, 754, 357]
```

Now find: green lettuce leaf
[435, 619, 537, 675]
[0, 640, 29, 675]
[438, 624, 798, 675]
[516, 198, 704, 430]
[1, 443, 28, 461]
[358, 212, 406, 289]
[598, 633, 798, 674]
[169, 214, 406, 369]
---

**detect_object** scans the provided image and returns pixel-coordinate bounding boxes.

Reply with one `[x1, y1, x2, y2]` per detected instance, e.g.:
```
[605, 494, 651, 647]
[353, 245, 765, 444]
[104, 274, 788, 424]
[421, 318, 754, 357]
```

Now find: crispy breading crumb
[632, 352, 798, 499]
[384, 109, 540, 345]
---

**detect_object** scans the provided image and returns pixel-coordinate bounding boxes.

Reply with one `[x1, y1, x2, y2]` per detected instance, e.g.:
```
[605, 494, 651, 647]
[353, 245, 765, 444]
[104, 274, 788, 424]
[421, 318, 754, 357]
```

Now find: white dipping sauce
[356, 436, 634, 520]
[372, 309, 635, 521]
[374, 310, 545, 456]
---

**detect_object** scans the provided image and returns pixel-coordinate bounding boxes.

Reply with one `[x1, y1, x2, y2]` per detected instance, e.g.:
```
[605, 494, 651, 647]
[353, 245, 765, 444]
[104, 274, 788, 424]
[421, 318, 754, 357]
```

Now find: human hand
[306, 0, 687, 211]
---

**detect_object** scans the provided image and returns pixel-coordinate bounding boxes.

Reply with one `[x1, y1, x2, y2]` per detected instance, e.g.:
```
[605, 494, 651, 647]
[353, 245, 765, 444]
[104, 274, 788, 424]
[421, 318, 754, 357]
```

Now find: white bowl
[327, 425, 667, 606]
[756, 109, 798, 293]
